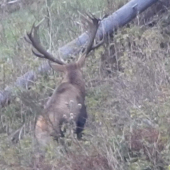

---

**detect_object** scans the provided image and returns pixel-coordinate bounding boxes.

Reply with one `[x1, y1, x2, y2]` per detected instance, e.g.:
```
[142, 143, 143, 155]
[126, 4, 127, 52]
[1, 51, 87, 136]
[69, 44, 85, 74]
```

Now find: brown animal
[25, 14, 101, 146]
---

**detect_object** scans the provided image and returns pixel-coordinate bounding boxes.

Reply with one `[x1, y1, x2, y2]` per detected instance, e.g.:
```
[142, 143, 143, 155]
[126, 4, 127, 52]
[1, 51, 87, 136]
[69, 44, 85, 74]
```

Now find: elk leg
[76, 105, 87, 139]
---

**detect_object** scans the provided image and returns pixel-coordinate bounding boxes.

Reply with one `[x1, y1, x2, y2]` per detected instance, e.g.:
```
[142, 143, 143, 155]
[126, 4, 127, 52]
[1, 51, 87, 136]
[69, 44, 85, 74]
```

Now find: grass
[1, 0, 170, 170]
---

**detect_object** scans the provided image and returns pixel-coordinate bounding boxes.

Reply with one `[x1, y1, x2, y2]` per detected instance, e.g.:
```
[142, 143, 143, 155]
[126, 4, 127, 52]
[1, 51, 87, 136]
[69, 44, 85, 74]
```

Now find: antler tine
[85, 12, 98, 22]
[32, 48, 45, 58]
[76, 13, 100, 68]
[25, 19, 65, 65]
[24, 35, 32, 44]
[83, 12, 104, 52]
[91, 39, 104, 50]
[83, 13, 100, 56]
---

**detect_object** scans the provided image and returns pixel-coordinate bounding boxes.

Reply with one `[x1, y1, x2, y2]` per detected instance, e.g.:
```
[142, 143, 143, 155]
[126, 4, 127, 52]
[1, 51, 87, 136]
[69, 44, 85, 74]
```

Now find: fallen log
[0, 0, 162, 108]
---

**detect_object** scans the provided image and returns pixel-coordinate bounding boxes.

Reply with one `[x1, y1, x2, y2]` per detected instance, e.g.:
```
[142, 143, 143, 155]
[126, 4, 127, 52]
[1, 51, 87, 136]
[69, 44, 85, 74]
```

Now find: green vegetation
[1, 0, 170, 169]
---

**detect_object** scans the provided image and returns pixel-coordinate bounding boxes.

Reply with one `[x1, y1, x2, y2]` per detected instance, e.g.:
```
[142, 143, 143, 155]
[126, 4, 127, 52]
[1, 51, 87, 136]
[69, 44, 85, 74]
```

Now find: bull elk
[25, 14, 101, 146]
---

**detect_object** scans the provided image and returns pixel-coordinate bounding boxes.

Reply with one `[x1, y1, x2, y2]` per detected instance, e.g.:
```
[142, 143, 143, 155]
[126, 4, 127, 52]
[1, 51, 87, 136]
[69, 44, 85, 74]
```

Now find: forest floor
[1, 0, 170, 169]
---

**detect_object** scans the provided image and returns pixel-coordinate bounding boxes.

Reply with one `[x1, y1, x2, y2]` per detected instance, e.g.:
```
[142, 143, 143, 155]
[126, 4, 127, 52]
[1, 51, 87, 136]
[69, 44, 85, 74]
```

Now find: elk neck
[62, 63, 86, 96]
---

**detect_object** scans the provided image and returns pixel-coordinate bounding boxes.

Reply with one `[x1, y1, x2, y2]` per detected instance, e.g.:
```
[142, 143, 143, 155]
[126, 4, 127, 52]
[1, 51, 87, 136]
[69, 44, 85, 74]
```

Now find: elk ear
[49, 62, 66, 72]
[76, 55, 86, 69]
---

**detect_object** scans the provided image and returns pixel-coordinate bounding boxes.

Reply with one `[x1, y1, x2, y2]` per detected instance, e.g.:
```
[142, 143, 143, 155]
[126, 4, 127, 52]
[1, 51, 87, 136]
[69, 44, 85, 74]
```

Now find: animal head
[25, 14, 101, 85]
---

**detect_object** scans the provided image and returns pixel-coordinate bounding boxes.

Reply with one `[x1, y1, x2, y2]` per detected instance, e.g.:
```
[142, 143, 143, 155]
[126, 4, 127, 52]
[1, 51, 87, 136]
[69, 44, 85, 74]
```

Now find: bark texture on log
[0, 0, 164, 108]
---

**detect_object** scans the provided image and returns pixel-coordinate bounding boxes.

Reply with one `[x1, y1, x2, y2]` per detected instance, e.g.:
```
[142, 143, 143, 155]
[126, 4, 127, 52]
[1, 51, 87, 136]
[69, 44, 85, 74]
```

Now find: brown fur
[35, 63, 87, 146]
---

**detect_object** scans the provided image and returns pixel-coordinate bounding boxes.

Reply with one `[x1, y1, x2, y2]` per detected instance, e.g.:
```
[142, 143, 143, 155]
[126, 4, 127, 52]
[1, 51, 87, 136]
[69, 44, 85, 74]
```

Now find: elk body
[25, 15, 100, 146]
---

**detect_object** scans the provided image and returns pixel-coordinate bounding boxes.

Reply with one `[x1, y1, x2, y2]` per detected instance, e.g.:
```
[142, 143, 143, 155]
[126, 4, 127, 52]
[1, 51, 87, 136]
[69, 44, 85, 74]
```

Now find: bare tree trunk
[0, 0, 164, 108]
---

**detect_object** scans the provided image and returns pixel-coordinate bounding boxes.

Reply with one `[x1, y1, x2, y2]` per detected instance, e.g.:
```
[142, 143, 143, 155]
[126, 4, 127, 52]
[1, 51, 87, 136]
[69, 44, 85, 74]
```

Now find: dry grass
[1, 0, 170, 170]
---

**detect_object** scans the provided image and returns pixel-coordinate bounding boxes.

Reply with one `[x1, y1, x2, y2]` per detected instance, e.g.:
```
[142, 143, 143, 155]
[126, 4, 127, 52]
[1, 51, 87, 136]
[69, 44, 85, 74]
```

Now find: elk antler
[77, 13, 103, 67]
[25, 19, 65, 65]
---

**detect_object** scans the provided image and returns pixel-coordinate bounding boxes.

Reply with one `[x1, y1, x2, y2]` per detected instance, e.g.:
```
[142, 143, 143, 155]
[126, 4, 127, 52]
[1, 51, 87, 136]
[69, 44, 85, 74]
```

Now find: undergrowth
[1, 0, 170, 170]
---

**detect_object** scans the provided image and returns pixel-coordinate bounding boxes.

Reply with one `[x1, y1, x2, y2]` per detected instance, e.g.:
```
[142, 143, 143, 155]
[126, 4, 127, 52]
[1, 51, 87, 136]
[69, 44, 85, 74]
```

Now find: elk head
[25, 14, 101, 146]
